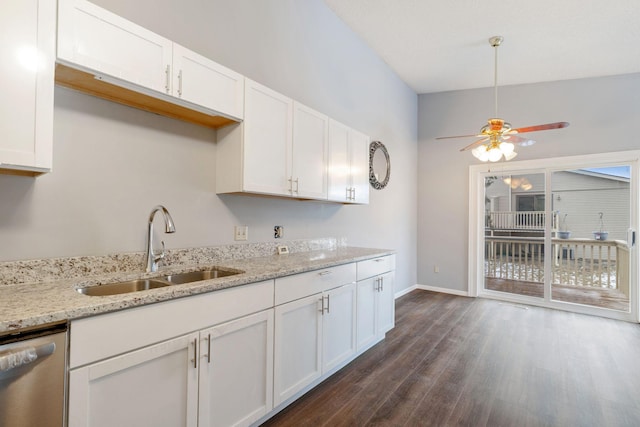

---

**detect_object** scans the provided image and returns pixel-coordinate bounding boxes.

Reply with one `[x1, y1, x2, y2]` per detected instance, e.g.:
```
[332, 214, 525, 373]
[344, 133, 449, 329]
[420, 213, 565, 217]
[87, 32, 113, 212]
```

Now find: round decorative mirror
[369, 141, 390, 190]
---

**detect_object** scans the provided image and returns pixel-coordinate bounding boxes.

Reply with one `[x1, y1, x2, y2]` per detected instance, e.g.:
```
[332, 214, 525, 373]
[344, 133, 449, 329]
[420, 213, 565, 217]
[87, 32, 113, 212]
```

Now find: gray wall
[0, 0, 418, 292]
[418, 73, 640, 292]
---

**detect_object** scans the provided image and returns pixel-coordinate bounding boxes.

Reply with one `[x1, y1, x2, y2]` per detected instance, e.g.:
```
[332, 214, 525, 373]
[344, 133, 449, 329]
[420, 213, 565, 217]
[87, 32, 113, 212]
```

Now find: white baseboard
[395, 284, 470, 299]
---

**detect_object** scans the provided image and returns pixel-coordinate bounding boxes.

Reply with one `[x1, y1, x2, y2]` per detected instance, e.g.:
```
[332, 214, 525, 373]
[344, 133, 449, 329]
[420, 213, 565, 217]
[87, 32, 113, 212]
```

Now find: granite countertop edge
[0, 247, 394, 334]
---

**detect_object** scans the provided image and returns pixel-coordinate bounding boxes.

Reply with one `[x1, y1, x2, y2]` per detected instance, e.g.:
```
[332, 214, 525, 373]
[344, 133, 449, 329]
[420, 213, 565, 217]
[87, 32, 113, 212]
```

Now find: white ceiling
[323, 0, 640, 94]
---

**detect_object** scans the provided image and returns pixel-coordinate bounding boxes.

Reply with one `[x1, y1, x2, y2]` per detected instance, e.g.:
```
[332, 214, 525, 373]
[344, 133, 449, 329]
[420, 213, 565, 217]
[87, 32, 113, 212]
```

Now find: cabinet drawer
[357, 255, 395, 281]
[275, 263, 356, 305]
[70, 280, 274, 368]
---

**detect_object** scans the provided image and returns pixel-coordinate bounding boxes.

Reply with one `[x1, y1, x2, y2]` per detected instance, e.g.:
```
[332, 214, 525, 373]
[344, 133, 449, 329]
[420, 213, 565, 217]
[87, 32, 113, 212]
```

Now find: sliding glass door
[471, 152, 638, 321]
[551, 167, 631, 311]
[483, 172, 547, 299]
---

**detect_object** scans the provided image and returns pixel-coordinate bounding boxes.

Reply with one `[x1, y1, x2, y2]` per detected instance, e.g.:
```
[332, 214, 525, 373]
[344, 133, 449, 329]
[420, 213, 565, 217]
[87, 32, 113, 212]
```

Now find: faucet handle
[154, 240, 167, 263]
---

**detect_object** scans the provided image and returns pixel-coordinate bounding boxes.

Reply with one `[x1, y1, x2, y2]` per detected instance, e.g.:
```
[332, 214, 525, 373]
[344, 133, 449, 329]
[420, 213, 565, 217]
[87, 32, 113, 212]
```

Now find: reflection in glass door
[483, 172, 547, 299]
[551, 167, 631, 312]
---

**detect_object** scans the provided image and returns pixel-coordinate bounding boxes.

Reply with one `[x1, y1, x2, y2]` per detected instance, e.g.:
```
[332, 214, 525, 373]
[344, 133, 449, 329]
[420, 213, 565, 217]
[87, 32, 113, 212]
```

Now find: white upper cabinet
[57, 0, 172, 93]
[292, 102, 329, 199]
[56, 0, 244, 126]
[217, 79, 329, 201]
[241, 78, 293, 196]
[349, 128, 371, 204]
[328, 119, 370, 204]
[172, 44, 244, 120]
[0, 0, 55, 175]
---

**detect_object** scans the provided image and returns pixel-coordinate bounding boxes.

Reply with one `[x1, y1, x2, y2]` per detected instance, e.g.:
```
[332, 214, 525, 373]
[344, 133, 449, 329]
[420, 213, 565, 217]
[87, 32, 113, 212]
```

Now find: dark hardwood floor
[261, 290, 640, 427]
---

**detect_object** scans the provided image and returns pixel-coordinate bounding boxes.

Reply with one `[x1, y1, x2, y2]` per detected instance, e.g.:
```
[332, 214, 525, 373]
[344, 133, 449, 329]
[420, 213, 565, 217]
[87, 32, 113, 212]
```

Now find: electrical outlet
[274, 225, 283, 239]
[234, 225, 248, 241]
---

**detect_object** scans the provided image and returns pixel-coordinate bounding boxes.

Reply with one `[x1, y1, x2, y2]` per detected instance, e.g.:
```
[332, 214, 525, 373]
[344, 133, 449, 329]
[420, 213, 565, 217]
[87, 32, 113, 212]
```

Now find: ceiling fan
[436, 36, 569, 162]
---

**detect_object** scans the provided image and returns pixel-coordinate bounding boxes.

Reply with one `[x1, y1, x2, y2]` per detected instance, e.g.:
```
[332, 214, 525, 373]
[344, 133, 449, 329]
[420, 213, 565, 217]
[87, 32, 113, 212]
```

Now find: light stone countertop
[0, 247, 394, 334]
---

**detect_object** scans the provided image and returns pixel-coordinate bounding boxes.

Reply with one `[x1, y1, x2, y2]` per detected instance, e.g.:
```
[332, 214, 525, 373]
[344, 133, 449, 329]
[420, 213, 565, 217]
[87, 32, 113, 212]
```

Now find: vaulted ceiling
[324, 0, 640, 94]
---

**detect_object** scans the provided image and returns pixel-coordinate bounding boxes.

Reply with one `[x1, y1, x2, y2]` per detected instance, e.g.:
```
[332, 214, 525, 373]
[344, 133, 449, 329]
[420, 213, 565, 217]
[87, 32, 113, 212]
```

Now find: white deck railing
[486, 211, 558, 231]
[484, 237, 629, 295]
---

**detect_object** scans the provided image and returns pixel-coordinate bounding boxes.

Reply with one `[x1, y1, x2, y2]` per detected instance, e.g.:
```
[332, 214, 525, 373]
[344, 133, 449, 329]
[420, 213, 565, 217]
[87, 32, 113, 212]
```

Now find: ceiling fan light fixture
[487, 147, 503, 162]
[499, 141, 515, 155]
[504, 151, 518, 161]
[472, 145, 489, 161]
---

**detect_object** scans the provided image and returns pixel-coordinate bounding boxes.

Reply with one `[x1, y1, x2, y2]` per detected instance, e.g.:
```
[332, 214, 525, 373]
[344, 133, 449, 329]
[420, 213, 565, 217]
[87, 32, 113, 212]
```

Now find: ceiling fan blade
[436, 133, 483, 140]
[460, 137, 489, 152]
[511, 121, 569, 134]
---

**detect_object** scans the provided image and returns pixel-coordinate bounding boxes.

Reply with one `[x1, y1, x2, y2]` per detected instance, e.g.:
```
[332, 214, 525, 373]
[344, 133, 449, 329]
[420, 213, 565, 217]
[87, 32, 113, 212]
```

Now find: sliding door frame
[469, 150, 640, 322]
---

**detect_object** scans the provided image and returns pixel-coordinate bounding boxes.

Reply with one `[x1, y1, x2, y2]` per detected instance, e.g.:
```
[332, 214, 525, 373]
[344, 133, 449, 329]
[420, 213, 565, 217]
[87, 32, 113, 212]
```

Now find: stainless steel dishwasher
[0, 322, 68, 426]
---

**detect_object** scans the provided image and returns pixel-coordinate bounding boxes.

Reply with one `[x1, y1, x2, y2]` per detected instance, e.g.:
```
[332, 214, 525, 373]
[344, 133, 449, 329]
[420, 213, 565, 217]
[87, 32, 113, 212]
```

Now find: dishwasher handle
[0, 342, 56, 373]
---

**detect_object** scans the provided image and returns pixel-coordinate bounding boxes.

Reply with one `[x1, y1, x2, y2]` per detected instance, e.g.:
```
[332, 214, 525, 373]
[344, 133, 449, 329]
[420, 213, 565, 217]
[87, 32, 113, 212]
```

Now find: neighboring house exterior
[485, 167, 630, 241]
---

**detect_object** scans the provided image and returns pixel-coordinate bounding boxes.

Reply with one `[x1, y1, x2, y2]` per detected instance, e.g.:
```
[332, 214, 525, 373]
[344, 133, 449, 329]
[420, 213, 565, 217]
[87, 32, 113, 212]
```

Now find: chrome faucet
[145, 205, 176, 273]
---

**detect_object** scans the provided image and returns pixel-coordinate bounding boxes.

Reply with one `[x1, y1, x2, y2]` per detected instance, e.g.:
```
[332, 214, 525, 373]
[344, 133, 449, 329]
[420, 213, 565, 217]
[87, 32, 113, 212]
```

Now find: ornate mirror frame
[369, 140, 390, 190]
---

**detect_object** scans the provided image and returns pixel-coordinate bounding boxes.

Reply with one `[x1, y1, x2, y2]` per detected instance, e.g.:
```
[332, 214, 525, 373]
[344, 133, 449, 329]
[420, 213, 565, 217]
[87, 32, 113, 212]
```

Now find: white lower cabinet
[356, 255, 396, 352]
[273, 265, 357, 407]
[198, 310, 274, 427]
[356, 271, 395, 352]
[69, 332, 199, 427]
[68, 257, 394, 426]
[273, 294, 323, 406]
[69, 280, 274, 427]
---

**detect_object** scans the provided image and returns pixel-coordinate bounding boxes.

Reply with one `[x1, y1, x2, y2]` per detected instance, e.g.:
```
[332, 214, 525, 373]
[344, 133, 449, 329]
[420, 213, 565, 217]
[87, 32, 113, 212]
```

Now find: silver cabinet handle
[294, 178, 299, 194]
[207, 334, 211, 364]
[319, 296, 325, 313]
[165, 64, 171, 93]
[351, 187, 356, 201]
[374, 258, 384, 263]
[380, 277, 384, 292]
[319, 270, 332, 276]
[288, 177, 293, 194]
[177, 69, 183, 97]
[345, 187, 350, 200]
[191, 337, 198, 369]
[326, 294, 330, 314]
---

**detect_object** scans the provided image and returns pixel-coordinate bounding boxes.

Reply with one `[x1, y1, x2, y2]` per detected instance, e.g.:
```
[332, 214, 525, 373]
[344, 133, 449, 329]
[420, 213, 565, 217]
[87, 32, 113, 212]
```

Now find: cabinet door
[322, 283, 357, 373]
[199, 310, 274, 427]
[57, 0, 172, 93]
[172, 44, 244, 120]
[377, 272, 395, 336]
[292, 102, 328, 200]
[68, 332, 199, 427]
[0, 0, 54, 173]
[243, 79, 292, 196]
[327, 119, 351, 202]
[356, 277, 378, 352]
[273, 294, 322, 406]
[349, 128, 370, 204]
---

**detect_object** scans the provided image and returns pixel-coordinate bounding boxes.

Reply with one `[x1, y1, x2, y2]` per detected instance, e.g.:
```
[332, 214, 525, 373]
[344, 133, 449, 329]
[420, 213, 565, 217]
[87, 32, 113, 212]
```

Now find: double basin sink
[77, 267, 242, 297]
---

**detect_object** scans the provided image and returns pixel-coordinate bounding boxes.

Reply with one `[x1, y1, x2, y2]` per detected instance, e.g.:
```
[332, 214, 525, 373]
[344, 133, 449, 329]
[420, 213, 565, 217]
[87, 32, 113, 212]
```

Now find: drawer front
[70, 280, 274, 368]
[275, 263, 356, 305]
[357, 255, 395, 281]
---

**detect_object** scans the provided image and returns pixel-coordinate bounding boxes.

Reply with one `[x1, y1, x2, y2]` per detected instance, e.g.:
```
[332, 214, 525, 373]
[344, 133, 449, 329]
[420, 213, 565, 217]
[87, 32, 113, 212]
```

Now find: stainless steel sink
[161, 268, 241, 285]
[77, 279, 171, 296]
[77, 268, 242, 296]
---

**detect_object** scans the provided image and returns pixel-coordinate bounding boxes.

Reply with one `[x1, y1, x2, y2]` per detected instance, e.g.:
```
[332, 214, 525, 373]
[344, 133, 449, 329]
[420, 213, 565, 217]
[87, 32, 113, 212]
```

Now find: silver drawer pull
[374, 258, 384, 262]
[319, 271, 332, 276]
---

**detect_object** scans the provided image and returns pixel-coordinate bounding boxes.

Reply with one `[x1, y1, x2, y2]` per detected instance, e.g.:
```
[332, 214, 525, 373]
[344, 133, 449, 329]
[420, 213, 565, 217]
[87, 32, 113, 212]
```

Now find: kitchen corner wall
[418, 73, 640, 293]
[0, 0, 418, 293]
